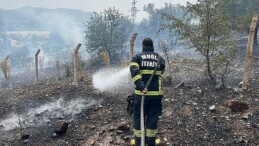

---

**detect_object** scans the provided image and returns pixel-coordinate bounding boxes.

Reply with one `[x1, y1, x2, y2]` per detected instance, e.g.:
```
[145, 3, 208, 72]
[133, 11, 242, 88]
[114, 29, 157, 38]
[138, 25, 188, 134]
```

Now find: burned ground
[0, 52, 259, 146]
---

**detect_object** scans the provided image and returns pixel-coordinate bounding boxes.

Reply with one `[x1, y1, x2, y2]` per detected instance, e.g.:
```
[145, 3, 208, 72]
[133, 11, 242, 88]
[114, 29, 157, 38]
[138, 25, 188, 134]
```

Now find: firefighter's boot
[130, 139, 136, 146]
[155, 138, 162, 146]
[130, 138, 163, 146]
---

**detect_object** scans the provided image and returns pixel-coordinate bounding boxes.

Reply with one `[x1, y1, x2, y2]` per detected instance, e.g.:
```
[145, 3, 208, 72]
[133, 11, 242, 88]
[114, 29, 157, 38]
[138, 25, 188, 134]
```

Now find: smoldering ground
[0, 96, 101, 136]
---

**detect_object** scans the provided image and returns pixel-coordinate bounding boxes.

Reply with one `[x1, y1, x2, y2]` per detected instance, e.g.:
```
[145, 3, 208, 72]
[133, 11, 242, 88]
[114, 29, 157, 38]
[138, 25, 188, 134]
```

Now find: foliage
[212, 42, 236, 86]
[136, 3, 186, 48]
[161, 0, 236, 82]
[85, 8, 133, 64]
[222, 0, 259, 27]
[222, 0, 259, 45]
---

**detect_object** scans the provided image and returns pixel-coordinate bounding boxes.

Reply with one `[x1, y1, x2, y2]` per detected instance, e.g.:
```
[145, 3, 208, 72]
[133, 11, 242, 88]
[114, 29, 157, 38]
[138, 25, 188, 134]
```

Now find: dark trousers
[133, 95, 162, 146]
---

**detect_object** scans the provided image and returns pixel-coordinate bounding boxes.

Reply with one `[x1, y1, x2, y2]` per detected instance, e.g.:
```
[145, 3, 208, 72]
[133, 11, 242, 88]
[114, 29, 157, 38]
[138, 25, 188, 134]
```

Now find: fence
[0, 44, 86, 86]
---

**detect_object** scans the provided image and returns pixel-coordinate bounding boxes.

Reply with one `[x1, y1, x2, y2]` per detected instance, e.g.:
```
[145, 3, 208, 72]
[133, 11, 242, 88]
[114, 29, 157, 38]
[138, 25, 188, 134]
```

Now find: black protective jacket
[130, 48, 165, 96]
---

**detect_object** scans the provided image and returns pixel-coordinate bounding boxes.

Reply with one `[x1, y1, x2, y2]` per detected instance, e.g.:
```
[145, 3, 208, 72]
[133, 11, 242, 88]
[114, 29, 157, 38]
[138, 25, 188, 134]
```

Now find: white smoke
[2, 8, 89, 83]
[43, 12, 84, 45]
[92, 67, 134, 91]
[0, 97, 98, 131]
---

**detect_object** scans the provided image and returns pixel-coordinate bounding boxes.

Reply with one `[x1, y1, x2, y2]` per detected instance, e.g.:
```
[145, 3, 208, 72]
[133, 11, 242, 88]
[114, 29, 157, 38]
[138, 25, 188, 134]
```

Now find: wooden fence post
[242, 16, 258, 90]
[73, 44, 82, 85]
[5, 55, 10, 80]
[130, 33, 137, 60]
[0, 55, 10, 81]
[35, 49, 41, 84]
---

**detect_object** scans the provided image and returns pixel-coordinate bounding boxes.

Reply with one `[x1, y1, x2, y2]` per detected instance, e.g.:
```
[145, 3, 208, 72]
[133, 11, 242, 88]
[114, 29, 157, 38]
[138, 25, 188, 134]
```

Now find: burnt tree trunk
[206, 49, 214, 81]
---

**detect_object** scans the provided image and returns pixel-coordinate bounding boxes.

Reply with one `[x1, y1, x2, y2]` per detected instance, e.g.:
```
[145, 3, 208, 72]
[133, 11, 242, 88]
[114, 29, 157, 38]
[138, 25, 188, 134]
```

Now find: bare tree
[158, 41, 172, 81]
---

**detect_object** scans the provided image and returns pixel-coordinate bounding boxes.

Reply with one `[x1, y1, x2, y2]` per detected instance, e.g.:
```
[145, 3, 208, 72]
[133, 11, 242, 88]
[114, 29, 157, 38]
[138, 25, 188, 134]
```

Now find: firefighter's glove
[141, 88, 147, 96]
[127, 94, 135, 116]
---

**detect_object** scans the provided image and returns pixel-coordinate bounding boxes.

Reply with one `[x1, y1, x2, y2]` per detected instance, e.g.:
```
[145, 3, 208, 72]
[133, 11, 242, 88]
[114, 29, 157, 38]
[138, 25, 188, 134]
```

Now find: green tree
[136, 3, 186, 47]
[162, 0, 236, 82]
[85, 8, 133, 64]
[223, 0, 259, 45]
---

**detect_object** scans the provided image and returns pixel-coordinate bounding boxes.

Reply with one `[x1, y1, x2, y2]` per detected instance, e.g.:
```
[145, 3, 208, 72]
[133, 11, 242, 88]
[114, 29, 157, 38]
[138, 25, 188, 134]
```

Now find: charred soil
[0, 57, 259, 146]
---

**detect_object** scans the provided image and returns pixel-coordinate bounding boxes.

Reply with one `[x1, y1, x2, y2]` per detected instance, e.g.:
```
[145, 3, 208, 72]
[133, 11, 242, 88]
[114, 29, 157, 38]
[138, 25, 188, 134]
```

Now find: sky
[0, 0, 197, 22]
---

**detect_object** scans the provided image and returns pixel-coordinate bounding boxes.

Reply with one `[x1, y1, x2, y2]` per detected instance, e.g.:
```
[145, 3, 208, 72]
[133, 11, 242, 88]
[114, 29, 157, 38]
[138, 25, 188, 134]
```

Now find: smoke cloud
[0, 7, 90, 84]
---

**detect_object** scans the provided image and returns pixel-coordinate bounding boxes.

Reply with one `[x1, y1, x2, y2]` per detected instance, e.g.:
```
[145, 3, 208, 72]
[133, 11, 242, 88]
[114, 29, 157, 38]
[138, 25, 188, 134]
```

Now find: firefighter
[130, 38, 165, 146]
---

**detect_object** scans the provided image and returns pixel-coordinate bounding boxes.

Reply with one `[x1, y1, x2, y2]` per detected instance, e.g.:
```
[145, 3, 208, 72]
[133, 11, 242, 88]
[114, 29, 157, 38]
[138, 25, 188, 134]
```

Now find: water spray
[92, 67, 134, 92]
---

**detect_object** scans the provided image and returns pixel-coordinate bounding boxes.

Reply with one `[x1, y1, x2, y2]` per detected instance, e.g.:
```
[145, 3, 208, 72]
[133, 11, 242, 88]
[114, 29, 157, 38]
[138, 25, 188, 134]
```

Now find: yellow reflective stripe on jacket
[135, 90, 163, 96]
[159, 77, 162, 92]
[134, 129, 141, 137]
[146, 129, 158, 137]
[134, 76, 163, 95]
[130, 62, 139, 68]
[132, 75, 142, 82]
[140, 70, 162, 76]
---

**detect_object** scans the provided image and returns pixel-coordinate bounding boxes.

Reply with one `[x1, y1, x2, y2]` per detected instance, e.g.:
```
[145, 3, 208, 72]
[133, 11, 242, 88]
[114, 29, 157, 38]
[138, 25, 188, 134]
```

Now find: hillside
[0, 51, 258, 146]
[0, 6, 92, 31]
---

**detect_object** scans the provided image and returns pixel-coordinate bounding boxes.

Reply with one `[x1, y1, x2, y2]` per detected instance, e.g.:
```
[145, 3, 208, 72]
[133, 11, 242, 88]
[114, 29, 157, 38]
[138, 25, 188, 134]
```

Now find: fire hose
[141, 55, 160, 146]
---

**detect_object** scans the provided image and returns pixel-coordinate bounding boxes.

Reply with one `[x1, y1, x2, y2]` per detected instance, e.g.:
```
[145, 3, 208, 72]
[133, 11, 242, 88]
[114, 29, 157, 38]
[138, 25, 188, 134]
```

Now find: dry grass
[100, 49, 110, 66]
[159, 41, 172, 83]
[76, 55, 85, 81]
[17, 114, 27, 140]
[56, 58, 61, 80]
[64, 54, 75, 78]
[0, 56, 11, 81]
[64, 62, 72, 77]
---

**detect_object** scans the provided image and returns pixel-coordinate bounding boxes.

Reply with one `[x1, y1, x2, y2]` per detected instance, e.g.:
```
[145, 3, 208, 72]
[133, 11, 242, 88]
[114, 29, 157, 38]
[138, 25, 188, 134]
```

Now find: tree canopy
[222, 0, 259, 45]
[161, 0, 236, 81]
[135, 3, 186, 48]
[85, 8, 133, 64]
